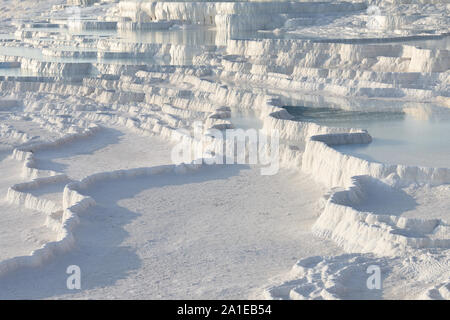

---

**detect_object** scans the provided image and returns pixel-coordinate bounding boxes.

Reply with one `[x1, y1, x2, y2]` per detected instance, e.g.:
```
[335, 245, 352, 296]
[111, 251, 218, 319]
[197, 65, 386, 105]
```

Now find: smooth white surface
[0, 0, 448, 300]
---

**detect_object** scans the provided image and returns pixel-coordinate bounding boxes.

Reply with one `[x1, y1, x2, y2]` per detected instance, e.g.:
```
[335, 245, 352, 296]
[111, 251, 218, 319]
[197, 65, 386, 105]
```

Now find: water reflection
[284, 104, 450, 168]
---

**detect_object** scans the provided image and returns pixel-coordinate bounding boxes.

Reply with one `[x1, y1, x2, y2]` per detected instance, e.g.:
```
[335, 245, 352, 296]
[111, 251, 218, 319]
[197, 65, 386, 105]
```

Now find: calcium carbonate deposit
[0, 0, 448, 300]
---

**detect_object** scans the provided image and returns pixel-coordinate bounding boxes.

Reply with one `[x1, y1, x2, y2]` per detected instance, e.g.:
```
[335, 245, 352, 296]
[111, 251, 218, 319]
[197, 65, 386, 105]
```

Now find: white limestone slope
[0, 0, 448, 300]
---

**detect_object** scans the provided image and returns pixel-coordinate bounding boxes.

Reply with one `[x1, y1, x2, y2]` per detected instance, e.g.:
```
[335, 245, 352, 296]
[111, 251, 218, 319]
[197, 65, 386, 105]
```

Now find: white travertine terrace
[0, 0, 448, 299]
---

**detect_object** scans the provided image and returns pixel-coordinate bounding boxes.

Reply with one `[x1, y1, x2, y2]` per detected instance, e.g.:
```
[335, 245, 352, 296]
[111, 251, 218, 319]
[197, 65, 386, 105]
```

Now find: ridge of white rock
[0, 122, 205, 278]
[421, 280, 450, 300]
[312, 175, 450, 255]
[0, 0, 448, 299]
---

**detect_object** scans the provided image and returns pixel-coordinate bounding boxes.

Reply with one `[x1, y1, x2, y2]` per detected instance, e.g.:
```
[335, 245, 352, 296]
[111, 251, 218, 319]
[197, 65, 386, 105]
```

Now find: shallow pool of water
[0, 44, 183, 66]
[284, 105, 450, 168]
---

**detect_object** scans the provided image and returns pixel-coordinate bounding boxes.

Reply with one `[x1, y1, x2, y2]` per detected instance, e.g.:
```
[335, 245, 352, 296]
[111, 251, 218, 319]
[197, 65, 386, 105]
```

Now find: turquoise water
[284, 105, 450, 168]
